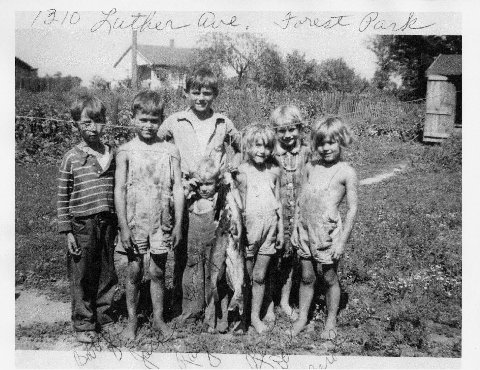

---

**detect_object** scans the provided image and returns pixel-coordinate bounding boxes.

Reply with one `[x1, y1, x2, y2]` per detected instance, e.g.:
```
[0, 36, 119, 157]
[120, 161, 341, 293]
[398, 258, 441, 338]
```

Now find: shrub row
[15, 84, 425, 164]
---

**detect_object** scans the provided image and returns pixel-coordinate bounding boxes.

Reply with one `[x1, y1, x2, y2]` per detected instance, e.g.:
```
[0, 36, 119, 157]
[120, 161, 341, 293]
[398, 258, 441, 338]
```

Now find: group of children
[57, 67, 358, 344]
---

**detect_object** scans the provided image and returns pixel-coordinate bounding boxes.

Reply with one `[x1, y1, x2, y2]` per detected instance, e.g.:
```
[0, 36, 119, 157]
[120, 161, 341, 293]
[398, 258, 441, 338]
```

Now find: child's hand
[120, 228, 137, 253]
[230, 222, 240, 243]
[66, 232, 81, 256]
[291, 226, 299, 248]
[172, 224, 183, 250]
[331, 240, 345, 260]
[275, 234, 284, 251]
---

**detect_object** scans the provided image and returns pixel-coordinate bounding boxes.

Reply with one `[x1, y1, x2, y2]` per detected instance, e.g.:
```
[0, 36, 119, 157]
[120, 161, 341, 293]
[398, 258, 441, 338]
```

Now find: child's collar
[75, 143, 113, 169]
[180, 108, 225, 125]
[275, 140, 301, 155]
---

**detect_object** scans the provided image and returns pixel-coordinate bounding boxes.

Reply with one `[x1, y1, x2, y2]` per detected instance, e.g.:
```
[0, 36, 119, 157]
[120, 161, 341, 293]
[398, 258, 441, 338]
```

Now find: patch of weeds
[16, 321, 71, 341]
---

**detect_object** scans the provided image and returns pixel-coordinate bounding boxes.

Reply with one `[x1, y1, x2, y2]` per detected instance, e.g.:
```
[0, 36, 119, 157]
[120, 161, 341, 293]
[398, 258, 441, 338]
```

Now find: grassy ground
[15, 136, 461, 357]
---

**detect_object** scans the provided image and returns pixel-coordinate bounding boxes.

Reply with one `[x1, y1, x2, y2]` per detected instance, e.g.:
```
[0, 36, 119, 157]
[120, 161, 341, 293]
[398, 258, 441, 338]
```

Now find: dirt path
[16, 289, 70, 326]
[359, 162, 408, 186]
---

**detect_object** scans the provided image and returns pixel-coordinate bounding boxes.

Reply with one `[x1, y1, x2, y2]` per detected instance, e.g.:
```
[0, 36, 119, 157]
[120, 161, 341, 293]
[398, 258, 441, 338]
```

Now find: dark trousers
[67, 213, 118, 332]
[180, 210, 217, 323]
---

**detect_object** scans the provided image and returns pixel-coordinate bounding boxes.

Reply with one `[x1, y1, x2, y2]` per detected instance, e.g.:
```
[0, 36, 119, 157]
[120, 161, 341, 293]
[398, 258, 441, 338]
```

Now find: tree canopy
[368, 35, 462, 99]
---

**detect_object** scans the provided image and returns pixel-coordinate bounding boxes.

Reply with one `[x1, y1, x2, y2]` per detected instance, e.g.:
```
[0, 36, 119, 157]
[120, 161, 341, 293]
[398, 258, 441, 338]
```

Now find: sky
[14, 10, 460, 86]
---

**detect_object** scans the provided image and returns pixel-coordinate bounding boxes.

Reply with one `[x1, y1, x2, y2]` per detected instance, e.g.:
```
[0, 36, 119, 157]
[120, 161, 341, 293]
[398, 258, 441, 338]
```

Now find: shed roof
[15, 57, 36, 71]
[426, 54, 462, 76]
[114, 44, 196, 68]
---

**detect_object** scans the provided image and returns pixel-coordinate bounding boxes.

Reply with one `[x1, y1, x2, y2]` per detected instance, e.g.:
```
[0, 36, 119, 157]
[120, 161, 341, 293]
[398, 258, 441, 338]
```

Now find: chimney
[170, 39, 174, 48]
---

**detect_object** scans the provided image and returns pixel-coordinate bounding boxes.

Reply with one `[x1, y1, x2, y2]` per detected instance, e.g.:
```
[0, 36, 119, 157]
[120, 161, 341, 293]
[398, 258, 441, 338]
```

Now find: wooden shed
[423, 54, 462, 143]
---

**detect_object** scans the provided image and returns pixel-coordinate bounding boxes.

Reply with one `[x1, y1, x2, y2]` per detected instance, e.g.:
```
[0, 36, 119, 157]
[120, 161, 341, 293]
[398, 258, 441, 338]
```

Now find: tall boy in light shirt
[159, 67, 242, 316]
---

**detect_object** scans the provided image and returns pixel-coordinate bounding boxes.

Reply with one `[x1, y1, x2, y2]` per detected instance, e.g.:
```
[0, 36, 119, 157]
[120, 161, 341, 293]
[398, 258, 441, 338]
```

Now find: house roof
[15, 57, 36, 71]
[114, 44, 196, 68]
[426, 54, 462, 76]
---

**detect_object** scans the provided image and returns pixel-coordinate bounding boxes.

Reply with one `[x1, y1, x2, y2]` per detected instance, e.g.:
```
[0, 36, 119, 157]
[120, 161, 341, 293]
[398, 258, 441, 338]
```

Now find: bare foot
[263, 311, 276, 323]
[280, 304, 298, 321]
[320, 325, 337, 341]
[251, 318, 269, 334]
[287, 318, 308, 337]
[152, 319, 175, 339]
[122, 319, 137, 342]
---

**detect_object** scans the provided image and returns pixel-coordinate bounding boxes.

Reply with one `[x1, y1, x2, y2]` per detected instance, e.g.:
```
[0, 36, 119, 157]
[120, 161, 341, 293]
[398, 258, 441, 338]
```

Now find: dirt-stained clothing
[115, 138, 179, 255]
[243, 164, 280, 258]
[295, 163, 345, 264]
[273, 142, 311, 257]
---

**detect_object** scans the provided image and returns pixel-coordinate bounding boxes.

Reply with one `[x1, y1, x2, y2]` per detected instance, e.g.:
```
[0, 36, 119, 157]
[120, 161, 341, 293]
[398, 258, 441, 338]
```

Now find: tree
[197, 32, 268, 85]
[284, 50, 318, 91]
[250, 44, 287, 90]
[90, 75, 110, 90]
[368, 35, 462, 99]
[315, 58, 367, 93]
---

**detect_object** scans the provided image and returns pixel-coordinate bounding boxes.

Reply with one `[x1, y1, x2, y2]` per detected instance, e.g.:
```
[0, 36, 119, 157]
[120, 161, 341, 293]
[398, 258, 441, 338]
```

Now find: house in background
[113, 39, 197, 90]
[15, 57, 38, 79]
[423, 54, 462, 143]
[16, 57, 38, 89]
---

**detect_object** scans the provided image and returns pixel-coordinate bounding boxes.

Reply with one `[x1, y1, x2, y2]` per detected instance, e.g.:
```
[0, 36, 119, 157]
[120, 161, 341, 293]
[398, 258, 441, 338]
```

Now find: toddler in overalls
[180, 157, 244, 333]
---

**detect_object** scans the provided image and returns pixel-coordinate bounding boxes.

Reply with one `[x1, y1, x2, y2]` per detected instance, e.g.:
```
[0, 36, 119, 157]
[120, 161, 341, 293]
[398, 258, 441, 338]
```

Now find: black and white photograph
[9, 1, 475, 368]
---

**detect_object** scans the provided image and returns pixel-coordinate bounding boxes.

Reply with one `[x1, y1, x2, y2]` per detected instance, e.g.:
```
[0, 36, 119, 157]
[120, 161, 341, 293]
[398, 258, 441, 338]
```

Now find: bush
[15, 84, 426, 164]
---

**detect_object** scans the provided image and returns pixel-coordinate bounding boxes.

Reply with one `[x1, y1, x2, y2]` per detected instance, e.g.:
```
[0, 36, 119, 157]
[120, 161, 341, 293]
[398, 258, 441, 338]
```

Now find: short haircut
[194, 156, 221, 182]
[185, 67, 219, 96]
[270, 105, 304, 129]
[131, 90, 165, 120]
[243, 123, 276, 161]
[70, 95, 106, 123]
[311, 117, 353, 149]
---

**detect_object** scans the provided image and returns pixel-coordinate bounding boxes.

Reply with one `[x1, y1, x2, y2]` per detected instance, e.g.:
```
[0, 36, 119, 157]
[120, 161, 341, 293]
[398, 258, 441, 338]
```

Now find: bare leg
[280, 257, 297, 320]
[263, 258, 276, 322]
[320, 263, 340, 340]
[149, 254, 173, 337]
[250, 255, 271, 334]
[123, 256, 142, 341]
[290, 258, 315, 336]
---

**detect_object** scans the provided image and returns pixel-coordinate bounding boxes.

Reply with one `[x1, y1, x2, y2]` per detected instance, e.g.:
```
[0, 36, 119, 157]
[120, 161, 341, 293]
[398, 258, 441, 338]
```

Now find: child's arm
[291, 163, 310, 247]
[235, 164, 247, 212]
[225, 118, 243, 170]
[274, 168, 284, 250]
[171, 153, 185, 250]
[157, 115, 174, 142]
[114, 148, 136, 252]
[57, 153, 80, 256]
[332, 165, 358, 260]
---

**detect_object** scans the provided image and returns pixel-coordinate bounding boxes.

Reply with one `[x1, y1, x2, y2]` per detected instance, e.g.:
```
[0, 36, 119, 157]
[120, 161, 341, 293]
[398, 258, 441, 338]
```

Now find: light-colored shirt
[158, 108, 241, 175]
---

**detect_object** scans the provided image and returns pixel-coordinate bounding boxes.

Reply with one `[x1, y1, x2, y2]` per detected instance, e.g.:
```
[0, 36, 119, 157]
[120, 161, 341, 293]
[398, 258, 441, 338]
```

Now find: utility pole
[131, 30, 138, 90]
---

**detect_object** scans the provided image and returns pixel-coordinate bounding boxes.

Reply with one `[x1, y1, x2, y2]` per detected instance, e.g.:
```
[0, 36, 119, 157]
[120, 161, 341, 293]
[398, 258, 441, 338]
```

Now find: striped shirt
[57, 143, 115, 233]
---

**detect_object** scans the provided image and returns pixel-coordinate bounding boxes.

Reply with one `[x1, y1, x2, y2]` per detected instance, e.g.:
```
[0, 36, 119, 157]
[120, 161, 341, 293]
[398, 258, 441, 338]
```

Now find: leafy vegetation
[15, 108, 461, 355]
[368, 35, 462, 99]
[15, 85, 425, 165]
